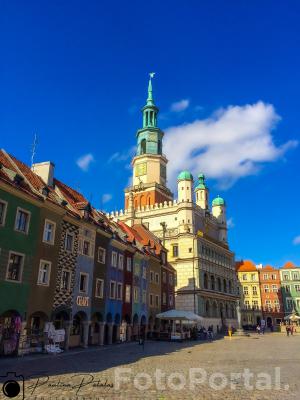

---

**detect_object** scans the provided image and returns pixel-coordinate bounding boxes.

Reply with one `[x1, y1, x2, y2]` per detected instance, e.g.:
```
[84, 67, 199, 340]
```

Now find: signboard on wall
[76, 296, 89, 307]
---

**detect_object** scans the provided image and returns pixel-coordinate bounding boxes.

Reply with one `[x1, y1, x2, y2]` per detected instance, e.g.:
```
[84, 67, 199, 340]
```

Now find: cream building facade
[108, 76, 238, 330]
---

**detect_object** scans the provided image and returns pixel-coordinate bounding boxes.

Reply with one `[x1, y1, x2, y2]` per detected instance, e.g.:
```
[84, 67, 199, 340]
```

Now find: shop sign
[76, 296, 89, 307]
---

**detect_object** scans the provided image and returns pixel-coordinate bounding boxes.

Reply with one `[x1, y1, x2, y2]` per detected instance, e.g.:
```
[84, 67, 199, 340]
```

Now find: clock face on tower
[135, 162, 147, 177]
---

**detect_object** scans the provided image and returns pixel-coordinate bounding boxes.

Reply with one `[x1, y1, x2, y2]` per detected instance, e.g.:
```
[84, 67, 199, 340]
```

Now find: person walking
[256, 324, 261, 335]
[286, 325, 290, 337]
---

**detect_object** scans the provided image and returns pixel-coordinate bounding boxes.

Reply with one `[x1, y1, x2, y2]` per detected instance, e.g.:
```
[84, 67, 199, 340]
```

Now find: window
[263, 274, 269, 280]
[143, 266, 147, 279]
[126, 257, 132, 271]
[0, 200, 8, 226]
[155, 273, 159, 284]
[285, 285, 290, 293]
[272, 284, 278, 292]
[283, 274, 289, 281]
[61, 270, 71, 290]
[271, 274, 277, 280]
[118, 254, 124, 270]
[95, 279, 104, 298]
[243, 286, 249, 295]
[163, 271, 166, 283]
[295, 285, 300, 292]
[134, 263, 140, 276]
[125, 285, 131, 303]
[133, 287, 139, 303]
[253, 300, 259, 308]
[43, 220, 56, 244]
[149, 294, 154, 306]
[252, 286, 257, 295]
[79, 273, 88, 293]
[169, 295, 173, 306]
[142, 290, 146, 304]
[265, 300, 271, 306]
[172, 245, 178, 257]
[251, 274, 256, 281]
[150, 271, 154, 282]
[161, 252, 166, 264]
[6, 252, 24, 282]
[264, 285, 269, 293]
[110, 281, 116, 299]
[155, 295, 159, 307]
[162, 292, 166, 305]
[83, 240, 90, 256]
[117, 283, 122, 300]
[293, 273, 299, 280]
[245, 300, 250, 308]
[111, 251, 118, 267]
[242, 274, 247, 281]
[15, 208, 30, 233]
[169, 274, 173, 286]
[98, 247, 106, 263]
[37, 260, 51, 286]
[65, 233, 74, 252]
[287, 299, 293, 309]
[274, 299, 279, 306]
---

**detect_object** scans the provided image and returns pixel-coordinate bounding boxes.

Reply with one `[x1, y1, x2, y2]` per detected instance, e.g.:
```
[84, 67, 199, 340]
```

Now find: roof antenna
[31, 133, 38, 169]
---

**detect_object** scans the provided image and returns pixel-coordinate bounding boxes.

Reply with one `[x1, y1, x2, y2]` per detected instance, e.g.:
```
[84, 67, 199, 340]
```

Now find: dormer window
[14, 174, 24, 185]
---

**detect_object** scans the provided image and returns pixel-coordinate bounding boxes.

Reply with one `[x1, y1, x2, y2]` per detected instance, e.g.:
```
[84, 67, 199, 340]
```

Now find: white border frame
[37, 259, 52, 286]
[0, 199, 8, 227]
[14, 207, 31, 235]
[6, 250, 25, 283]
[42, 219, 56, 245]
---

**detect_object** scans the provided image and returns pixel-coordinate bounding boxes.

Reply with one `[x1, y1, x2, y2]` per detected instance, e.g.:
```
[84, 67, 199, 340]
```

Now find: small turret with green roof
[177, 170, 193, 181]
[195, 173, 206, 189]
[212, 195, 225, 206]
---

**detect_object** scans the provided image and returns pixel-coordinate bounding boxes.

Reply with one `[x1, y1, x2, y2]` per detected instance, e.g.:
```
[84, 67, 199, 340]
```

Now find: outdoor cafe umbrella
[156, 309, 203, 322]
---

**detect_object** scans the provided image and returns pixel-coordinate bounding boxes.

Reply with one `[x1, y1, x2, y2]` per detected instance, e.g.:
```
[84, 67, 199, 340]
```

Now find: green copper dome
[177, 170, 193, 181]
[195, 173, 206, 190]
[212, 195, 225, 206]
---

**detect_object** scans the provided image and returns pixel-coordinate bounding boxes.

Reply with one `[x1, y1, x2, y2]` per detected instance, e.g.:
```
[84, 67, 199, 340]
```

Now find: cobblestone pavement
[0, 333, 299, 400]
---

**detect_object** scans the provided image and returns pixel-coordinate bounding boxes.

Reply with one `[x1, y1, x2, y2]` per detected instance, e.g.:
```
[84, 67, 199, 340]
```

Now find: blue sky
[1, 0, 300, 267]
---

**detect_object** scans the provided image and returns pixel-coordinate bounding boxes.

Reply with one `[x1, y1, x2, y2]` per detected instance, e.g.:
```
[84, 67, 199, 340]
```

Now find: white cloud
[293, 236, 300, 245]
[108, 146, 136, 163]
[170, 99, 190, 113]
[227, 218, 235, 229]
[164, 101, 298, 189]
[76, 153, 95, 172]
[102, 193, 112, 204]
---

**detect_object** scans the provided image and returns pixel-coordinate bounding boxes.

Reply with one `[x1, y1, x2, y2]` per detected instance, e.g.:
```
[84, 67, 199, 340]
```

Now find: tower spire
[147, 72, 155, 105]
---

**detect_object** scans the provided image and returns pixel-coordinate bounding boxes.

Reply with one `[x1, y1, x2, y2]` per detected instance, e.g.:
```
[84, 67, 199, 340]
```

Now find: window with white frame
[95, 279, 104, 298]
[264, 285, 269, 293]
[110, 280, 116, 298]
[111, 251, 118, 267]
[243, 286, 248, 295]
[169, 294, 173, 306]
[271, 274, 277, 280]
[295, 284, 300, 292]
[150, 271, 154, 282]
[117, 282, 122, 300]
[65, 232, 74, 252]
[126, 257, 132, 271]
[61, 269, 71, 290]
[43, 220, 56, 244]
[244, 300, 250, 308]
[293, 273, 299, 280]
[0, 200, 8, 226]
[133, 287, 139, 303]
[149, 293, 154, 306]
[242, 274, 247, 281]
[274, 299, 279, 306]
[272, 284, 278, 292]
[155, 295, 159, 307]
[79, 273, 88, 293]
[253, 300, 259, 308]
[82, 240, 91, 256]
[15, 208, 30, 233]
[285, 285, 290, 292]
[162, 292, 167, 305]
[155, 273, 159, 284]
[118, 254, 124, 270]
[37, 260, 51, 285]
[263, 274, 269, 280]
[252, 286, 257, 295]
[97, 247, 106, 263]
[134, 263, 140, 276]
[125, 285, 131, 303]
[287, 299, 293, 309]
[6, 252, 24, 282]
[142, 290, 146, 304]
[251, 274, 256, 281]
[283, 274, 289, 281]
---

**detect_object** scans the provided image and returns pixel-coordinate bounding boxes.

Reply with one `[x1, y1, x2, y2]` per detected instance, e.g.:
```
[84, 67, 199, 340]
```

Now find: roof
[132, 223, 166, 256]
[236, 260, 257, 272]
[212, 195, 225, 206]
[259, 265, 276, 272]
[177, 170, 193, 181]
[282, 261, 299, 270]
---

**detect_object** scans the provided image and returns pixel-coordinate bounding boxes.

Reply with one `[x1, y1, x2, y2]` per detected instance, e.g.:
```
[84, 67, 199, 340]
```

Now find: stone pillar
[64, 320, 72, 351]
[115, 324, 120, 343]
[127, 324, 132, 341]
[82, 321, 90, 348]
[99, 322, 105, 346]
[107, 323, 113, 345]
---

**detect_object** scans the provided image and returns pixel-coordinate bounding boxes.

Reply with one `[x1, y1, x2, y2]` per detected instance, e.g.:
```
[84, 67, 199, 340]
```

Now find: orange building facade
[258, 265, 284, 327]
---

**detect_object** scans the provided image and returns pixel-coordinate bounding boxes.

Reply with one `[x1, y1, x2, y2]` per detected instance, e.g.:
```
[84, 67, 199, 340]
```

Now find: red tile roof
[236, 260, 257, 272]
[282, 261, 299, 270]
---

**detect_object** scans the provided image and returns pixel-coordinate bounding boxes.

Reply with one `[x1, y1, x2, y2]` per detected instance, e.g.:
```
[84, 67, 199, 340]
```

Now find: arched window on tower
[157, 140, 162, 154]
[140, 139, 146, 155]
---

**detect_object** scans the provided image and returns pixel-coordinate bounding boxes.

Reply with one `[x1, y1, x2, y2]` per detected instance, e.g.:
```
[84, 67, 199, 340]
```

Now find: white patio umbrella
[156, 309, 203, 322]
[284, 314, 300, 321]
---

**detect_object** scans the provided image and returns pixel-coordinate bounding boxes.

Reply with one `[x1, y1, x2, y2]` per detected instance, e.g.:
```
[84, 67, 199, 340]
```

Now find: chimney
[32, 161, 55, 187]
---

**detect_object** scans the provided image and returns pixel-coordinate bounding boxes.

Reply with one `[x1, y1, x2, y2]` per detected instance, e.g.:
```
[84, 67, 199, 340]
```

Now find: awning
[156, 309, 203, 322]
[284, 314, 300, 321]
